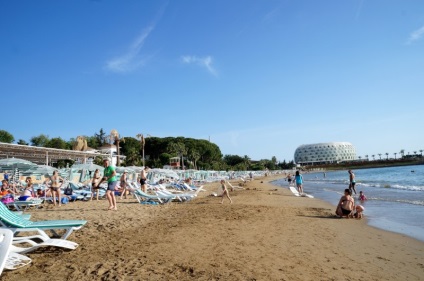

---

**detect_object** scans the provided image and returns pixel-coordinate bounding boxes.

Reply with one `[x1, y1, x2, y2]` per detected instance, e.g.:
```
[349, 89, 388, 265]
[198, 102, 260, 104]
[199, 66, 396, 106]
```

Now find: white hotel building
[294, 142, 356, 165]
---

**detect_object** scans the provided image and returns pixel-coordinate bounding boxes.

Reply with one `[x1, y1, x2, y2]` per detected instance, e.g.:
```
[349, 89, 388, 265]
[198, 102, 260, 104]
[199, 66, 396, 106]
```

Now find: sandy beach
[2, 175, 424, 281]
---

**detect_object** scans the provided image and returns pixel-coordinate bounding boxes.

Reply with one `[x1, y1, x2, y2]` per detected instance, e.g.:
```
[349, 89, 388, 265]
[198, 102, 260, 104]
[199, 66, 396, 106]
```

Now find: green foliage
[120, 137, 141, 166]
[86, 135, 101, 149]
[95, 129, 107, 146]
[30, 134, 50, 147]
[0, 130, 14, 143]
[46, 137, 70, 149]
[17, 139, 28, 145]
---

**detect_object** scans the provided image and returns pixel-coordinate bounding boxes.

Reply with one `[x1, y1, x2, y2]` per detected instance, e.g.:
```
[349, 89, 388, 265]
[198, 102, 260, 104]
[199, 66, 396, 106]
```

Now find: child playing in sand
[220, 180, 232, 204]
[354, 205, 365, 219]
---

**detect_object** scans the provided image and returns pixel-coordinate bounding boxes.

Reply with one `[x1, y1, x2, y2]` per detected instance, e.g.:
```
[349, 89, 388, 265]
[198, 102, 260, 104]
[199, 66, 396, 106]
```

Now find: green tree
[30, 134, 50, 147]
[119, 137, 142, 166]
[46, 137, 70, 149]
[167, 142, 187, 168]
[17, 139, 29, 145]
[95, 129, 107, 146]
[0, 130, 14, 143]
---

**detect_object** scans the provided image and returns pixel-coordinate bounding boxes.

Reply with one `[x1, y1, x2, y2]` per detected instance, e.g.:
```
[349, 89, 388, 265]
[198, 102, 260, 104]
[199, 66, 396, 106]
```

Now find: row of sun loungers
[0, 201, 86, 276]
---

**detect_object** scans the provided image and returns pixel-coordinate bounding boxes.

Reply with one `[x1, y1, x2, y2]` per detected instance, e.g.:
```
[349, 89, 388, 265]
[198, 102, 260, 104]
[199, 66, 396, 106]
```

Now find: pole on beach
[137, 133, 146, 167]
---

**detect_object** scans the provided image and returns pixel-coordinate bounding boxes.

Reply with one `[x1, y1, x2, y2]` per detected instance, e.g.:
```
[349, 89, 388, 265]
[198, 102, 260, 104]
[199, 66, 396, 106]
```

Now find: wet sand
[2, 175, 424, 280]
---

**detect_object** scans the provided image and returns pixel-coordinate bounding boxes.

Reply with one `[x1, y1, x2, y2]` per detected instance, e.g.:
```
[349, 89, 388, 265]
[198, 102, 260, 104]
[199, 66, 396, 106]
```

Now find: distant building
[98, 144, 126, 166]
[294, 142, 356, 165]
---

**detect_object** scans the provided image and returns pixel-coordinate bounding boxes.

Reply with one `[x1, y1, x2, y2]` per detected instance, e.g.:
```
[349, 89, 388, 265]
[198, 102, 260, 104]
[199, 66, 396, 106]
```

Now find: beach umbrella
[0, 158, 37, 171]
[22, 165, 56, 176]
[71, 163, 104, 172]
[115, 166, 134, 173]
[125, 166, 144, 173]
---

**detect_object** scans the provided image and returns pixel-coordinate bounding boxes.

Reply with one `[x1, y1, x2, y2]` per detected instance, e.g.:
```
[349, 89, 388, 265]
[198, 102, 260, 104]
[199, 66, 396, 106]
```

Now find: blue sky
[1, 0, 423, 162]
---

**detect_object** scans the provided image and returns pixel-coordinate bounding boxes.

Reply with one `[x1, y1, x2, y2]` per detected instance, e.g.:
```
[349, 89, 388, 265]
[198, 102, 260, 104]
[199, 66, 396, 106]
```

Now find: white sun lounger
[0, 229, 32, 275]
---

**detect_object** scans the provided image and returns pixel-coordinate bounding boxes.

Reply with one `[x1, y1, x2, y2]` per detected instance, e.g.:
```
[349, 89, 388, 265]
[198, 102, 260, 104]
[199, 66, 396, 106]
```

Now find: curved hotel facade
[294, 142, 356, 165]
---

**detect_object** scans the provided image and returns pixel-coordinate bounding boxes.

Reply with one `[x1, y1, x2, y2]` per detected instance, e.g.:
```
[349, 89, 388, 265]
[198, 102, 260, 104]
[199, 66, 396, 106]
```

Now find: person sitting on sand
[220, 179, 232, 204]
[336, 189, 355, 218]
[354, 205, 365, 219]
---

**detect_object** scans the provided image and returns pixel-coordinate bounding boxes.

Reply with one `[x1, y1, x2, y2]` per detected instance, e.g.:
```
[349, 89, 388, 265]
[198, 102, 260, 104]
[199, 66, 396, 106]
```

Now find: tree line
[0, 129, 293, 171]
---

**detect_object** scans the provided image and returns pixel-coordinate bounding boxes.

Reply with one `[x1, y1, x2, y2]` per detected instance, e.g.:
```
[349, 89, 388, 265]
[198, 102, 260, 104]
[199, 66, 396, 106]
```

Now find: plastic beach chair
[0, 202, 87, 240]
[0, 229, 32, 275]
[133, 189, 176, 204]
[5, 198, 43, 211]
[10, 236, 78, 254]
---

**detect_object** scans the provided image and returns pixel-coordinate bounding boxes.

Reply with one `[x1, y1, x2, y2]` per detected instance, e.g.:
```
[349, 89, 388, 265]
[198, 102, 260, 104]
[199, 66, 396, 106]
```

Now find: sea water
[272, 165, 424, 242]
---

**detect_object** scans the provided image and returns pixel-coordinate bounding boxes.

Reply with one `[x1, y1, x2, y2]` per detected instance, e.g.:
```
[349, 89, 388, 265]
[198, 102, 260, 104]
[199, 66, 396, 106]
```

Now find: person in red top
[0, 180, 9, 196]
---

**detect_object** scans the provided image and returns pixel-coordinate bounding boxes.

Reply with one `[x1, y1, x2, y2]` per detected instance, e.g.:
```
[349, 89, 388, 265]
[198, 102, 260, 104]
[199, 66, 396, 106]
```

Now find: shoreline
[2, 175, 423, 280]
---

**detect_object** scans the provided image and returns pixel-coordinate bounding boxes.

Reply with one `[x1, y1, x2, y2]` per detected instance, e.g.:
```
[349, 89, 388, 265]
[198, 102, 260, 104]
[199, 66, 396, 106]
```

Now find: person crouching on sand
[336, 189, 355, 218]
[220, 179, 232, 204]
[354, 205, 365, 219]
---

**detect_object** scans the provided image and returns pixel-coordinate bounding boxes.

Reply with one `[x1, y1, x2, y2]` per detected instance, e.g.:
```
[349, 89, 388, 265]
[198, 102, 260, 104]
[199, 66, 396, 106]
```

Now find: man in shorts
[348, 170, 357, 195]
[99, 158, 118, 210]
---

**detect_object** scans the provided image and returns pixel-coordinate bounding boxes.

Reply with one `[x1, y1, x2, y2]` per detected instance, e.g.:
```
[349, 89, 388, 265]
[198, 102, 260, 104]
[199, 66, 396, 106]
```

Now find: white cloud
[181, 55, 217, 76]
[105, 25, 154, 73]
[406, 25, 424, 44]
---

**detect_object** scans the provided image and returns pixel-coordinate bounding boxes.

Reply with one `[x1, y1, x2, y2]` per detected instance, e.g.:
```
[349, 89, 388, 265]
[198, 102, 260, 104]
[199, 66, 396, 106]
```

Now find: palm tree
[378, 153, 382, 160]
[243, 155, 251, 170]
[400, 149, 405, 158]
[365, 155, 369, 161]
[358, 156, 362, 161]
[413, 151, 417, 157]
[372, 154, 375, 160]
[394, 152, 397, 159]
[385, 153, 389, 160]
[188, 149, 201, 170]
[420, 149, 423, 157]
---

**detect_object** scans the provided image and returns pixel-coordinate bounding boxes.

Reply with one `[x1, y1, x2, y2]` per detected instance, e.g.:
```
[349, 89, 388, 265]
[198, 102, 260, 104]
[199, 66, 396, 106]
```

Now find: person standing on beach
[50, 170, 63, 206]
[286, 174, 293, 186]
[91, 168, 101, 201]
[120, 171, 128, 199]
[295, 171, 304, 194]
[348, 170, 357, 195]
[140, 166, 149, 193]
[220, 179, 232, 204]
[98, 158, 118, 211]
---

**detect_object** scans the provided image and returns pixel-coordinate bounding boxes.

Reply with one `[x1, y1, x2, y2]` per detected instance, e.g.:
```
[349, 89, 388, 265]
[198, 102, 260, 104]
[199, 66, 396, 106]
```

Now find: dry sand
[2, 175, 424, 281]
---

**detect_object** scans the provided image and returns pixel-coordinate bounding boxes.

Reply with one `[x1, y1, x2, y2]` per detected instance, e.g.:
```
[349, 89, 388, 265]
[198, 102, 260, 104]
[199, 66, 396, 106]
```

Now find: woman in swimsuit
[91, 169, 101, 201]
[119, 171, 128, 199]
[336, 188, 355, 218]
[19, 177, 35, 201]
[50, 170, 63, 206]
